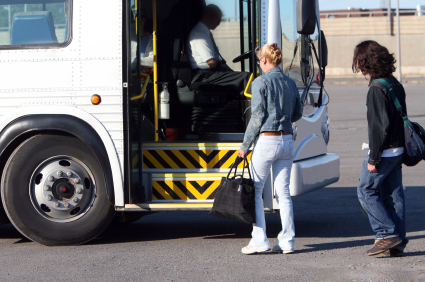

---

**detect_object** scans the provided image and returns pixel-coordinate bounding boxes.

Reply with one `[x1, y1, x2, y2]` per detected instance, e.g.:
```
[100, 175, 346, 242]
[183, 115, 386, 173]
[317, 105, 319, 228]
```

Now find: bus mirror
[320, 30, 328, 68]
[297, 0, 317, 35]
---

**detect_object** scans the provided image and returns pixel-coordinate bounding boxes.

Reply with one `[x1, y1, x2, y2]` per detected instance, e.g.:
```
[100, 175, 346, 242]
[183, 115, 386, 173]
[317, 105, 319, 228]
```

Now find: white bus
[0, 0, 339, 245]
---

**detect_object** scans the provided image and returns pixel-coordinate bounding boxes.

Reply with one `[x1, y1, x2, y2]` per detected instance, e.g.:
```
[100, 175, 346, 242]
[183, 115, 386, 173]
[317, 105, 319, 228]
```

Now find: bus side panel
[0, 0, 125, 205]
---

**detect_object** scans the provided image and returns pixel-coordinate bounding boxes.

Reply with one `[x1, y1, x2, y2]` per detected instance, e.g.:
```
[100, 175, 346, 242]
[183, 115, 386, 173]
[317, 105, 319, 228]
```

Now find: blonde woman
[237, 43, 303, 255]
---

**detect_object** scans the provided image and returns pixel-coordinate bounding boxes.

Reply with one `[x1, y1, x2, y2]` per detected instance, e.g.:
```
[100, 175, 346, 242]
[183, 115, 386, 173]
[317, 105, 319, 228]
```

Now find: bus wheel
[1, 135, 115, 246]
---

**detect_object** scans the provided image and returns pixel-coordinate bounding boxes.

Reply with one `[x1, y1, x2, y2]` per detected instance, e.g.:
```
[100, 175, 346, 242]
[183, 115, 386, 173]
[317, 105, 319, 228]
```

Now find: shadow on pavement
[1, 186, 424, 247]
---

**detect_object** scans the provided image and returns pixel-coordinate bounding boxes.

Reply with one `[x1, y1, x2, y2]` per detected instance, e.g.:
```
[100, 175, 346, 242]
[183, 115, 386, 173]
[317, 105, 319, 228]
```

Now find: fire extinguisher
[158, 83, 170, 119]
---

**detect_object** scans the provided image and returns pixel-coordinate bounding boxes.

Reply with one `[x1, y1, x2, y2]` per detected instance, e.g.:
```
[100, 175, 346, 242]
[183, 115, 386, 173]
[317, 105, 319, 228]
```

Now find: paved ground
[0, 81, 424, 281]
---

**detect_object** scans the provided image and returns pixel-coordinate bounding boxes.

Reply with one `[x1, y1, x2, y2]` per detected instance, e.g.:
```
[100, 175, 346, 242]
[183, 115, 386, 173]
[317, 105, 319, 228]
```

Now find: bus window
[206, 0, 250, 72]
[0, 0, 71, 48]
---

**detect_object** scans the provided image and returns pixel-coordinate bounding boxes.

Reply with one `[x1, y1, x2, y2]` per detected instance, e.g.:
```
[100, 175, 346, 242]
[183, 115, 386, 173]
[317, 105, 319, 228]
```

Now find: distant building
[320, 8, 415, 19]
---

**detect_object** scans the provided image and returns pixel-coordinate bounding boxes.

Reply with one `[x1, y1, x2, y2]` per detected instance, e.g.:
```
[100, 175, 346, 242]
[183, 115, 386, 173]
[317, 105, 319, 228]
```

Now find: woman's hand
[367, 163, 377, 173]
[237, 149, 247, 158]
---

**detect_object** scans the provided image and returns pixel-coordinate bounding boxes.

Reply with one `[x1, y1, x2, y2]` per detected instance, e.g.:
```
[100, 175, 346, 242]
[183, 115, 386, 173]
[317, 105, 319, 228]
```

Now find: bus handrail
[130, 73, 150, 101]
[244, 73, 253, 98]
[153, 0, 159, 141]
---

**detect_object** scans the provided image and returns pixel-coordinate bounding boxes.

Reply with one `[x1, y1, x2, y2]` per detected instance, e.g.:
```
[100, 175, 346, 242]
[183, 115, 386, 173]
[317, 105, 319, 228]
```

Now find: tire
[1, 135, 115, 246]
[0, 199, 9, 226]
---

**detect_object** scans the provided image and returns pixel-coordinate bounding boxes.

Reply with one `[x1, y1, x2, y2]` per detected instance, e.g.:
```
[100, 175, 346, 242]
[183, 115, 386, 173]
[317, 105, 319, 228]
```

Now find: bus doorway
[125, 0, 338, 209]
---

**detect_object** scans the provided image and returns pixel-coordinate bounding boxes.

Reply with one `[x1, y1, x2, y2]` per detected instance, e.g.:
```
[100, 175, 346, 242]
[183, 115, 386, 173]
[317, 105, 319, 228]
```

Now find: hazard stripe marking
[149, 150, 172, 169]
[143, 149, 252, 170]
[152, 190, 161, 200]
[152, 180, 222, 200]
[152, 181, 173, 200]
[173, 181, 198, 200]
[144, 150, 164, 169]
[164, 150, 186, 168]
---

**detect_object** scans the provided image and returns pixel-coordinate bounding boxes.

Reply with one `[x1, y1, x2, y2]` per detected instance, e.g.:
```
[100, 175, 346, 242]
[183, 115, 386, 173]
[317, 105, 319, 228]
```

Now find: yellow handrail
[131, 73, 150, 101]
[244, 73, 254, 98]
[153, 0, 159, 141]
[135, 0, 138, 34]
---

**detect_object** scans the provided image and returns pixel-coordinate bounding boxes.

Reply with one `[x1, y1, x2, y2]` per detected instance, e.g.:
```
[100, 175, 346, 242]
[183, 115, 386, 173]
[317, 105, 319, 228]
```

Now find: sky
[209, 0, 425, 17]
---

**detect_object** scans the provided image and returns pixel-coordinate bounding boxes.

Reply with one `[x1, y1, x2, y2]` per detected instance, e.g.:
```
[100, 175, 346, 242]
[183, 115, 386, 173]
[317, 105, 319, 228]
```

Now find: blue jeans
[357, 155, 407, 244]
[249, 134, 295, 250]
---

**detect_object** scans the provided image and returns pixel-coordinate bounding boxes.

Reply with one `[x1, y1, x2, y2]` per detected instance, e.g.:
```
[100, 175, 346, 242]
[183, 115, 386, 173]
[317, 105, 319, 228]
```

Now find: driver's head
[201, 4, 222, 30]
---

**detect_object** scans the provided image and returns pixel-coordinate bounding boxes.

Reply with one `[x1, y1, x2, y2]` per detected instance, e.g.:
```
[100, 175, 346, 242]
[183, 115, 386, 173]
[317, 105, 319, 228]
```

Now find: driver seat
[174, 42, 234, 106]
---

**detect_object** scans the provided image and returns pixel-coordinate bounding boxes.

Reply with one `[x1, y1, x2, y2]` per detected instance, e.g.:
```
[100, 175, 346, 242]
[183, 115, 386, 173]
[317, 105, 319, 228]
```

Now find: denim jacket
[240, 67, 303, 152]
[367, 75, 406, 165]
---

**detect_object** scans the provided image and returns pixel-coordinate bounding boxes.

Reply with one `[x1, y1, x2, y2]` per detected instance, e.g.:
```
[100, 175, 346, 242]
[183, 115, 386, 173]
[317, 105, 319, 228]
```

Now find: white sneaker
[241, 245, 271, 255]
[271, 245, 294, 254]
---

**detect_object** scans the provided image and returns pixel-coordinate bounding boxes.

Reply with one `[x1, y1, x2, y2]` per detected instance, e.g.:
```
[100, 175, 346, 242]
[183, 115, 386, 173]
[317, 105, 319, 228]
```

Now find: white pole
[267, 0, 281, 48]
[396, 0, 401, 81]
[387, 0, 391, 35]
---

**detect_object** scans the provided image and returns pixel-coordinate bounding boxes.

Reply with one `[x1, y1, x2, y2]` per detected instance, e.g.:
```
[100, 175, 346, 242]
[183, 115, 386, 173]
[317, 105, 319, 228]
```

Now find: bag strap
[373, 78, 405, 117]
[227, 157, 252, 180]
[241, 157, 252, 180]
[226, 158, 238, 179]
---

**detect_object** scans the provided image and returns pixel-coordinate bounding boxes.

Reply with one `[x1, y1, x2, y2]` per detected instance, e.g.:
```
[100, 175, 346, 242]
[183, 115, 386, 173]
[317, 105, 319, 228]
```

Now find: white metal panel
[0, 61, 73, 89]
[263, 153, 340, 209]
[0, 0, 126, 206]
[81, 60, 122, 88]
[79, 1, 122, 58]
[0, 107, 124, 206]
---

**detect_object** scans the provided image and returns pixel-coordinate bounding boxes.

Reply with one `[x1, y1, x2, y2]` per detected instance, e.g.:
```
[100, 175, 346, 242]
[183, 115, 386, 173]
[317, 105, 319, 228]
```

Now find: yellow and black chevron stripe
[152, 179, 221, 200]
[143, 149, 252, 170]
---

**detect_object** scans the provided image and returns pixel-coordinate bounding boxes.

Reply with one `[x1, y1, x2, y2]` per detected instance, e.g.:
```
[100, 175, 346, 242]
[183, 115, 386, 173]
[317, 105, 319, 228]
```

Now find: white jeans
[249, 134, 295, 250]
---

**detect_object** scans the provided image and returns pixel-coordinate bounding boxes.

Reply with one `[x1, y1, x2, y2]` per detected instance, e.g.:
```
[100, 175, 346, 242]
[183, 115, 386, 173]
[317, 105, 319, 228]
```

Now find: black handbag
[209, 157, 256, 224]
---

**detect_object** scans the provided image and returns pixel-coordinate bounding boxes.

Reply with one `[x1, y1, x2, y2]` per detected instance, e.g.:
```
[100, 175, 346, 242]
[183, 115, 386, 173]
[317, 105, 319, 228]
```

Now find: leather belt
[260, 131, 292, 136]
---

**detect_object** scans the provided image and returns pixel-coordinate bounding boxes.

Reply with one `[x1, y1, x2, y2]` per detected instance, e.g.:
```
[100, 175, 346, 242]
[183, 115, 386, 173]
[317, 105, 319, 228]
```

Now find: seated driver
[187, 4, 250, 95]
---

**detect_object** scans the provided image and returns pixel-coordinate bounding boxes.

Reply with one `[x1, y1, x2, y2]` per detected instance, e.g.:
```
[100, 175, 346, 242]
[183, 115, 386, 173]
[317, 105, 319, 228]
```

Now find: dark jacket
[367, 75, 407, 165]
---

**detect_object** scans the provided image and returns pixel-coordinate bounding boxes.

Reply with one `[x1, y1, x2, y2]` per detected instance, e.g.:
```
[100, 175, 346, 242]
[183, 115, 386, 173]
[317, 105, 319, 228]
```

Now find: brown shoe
[367, 237, 402, 256]
[381, 248, 404, 257]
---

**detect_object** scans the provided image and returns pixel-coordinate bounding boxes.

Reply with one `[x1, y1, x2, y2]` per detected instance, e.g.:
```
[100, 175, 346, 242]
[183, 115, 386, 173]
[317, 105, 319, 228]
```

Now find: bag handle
[241, 157, 252, 180]
[227, 157, 252, 180]
[373, 78, 406, 118]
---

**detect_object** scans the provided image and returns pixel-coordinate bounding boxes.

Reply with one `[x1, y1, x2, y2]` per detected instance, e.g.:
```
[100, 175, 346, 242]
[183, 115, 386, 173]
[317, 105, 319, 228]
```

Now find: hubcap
[30, 156, 96, 222]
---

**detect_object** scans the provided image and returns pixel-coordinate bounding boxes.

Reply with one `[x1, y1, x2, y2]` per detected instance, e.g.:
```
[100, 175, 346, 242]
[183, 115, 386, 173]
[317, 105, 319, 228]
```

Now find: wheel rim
[29, 156, 96, 223]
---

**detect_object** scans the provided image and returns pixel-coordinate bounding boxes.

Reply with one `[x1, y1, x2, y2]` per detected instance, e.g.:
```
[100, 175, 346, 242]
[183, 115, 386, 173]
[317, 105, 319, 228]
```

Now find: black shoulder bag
[209, 157, 256, 224]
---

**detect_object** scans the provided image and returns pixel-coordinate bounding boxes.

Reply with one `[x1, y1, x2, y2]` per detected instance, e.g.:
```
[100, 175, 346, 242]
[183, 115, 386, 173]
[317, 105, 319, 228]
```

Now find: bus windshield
[205, 0, 319, 87]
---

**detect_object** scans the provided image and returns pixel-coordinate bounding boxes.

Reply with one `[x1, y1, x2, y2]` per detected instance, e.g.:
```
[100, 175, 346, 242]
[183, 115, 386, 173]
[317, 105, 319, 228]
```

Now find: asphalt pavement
[0, 81, 424, 281]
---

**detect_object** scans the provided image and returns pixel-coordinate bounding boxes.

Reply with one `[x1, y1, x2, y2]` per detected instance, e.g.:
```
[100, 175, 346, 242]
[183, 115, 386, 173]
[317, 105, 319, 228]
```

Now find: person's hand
[367, 163, 377, 173]
[237, 149, 247, 158]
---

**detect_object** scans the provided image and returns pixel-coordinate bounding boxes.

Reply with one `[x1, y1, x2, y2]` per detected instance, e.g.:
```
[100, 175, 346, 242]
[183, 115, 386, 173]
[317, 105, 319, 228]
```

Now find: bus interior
[128, 0, 322, 144]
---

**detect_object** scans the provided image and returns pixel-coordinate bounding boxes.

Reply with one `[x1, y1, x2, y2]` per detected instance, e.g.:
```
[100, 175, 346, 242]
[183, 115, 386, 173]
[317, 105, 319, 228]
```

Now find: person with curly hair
[353, 40, 408, 257]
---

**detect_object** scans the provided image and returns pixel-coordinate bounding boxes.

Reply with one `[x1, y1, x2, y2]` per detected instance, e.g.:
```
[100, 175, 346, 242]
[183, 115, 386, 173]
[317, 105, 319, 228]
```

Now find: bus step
[140, 142, 251, 172]
[117, 203, 213, 212]
[149, 173, 226, 201]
